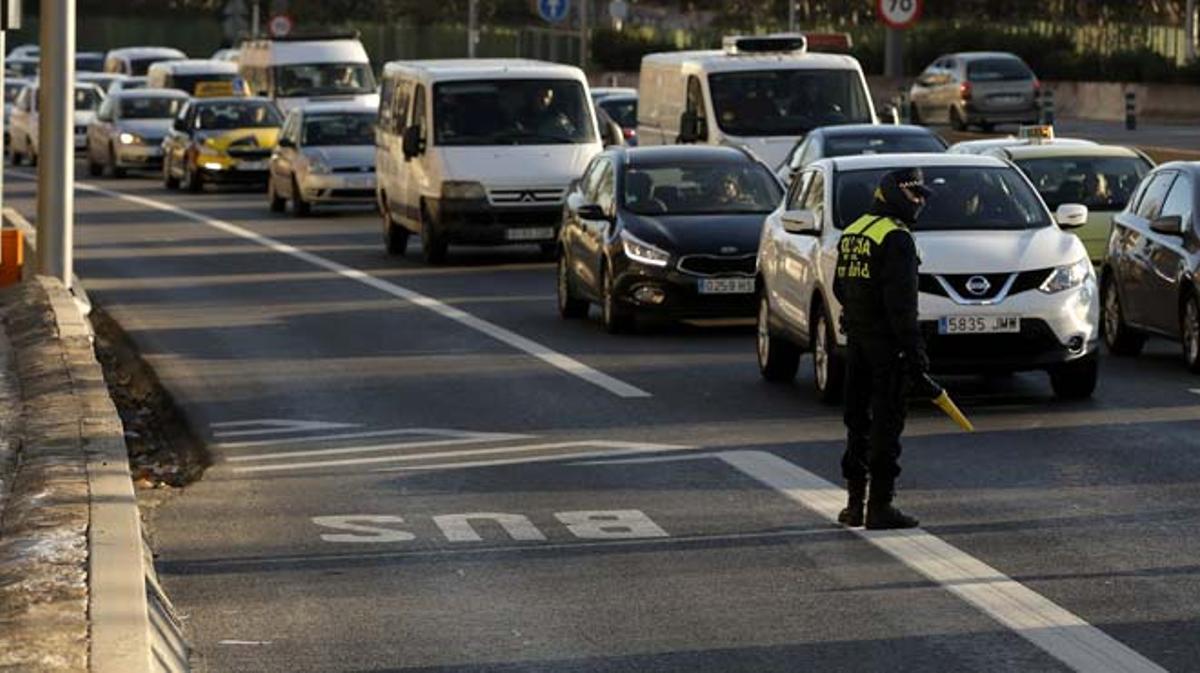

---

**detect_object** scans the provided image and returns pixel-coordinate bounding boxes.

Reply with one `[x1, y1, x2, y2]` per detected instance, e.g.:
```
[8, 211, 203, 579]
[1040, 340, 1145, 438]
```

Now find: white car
[9, 81, 106, 164]
[268, 101, 378, 216]
[756, 153, 1100, 401]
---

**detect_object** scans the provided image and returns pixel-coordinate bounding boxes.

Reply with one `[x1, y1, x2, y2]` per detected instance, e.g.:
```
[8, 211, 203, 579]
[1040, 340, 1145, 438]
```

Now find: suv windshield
[835, 166, 1051, 231]
[274, 63, 376, 98]
[434, 79, 596, 146]
[195, 102, 282, 130]
[967, 58, 1034, 82]
[708, 69, 871, 137]
[623, 163, 783, 215]
[120, 96, 184, 120]
[303, 112, 376, 146]
[825, 132, 946, 158]
[1013, 156, 1151, 211]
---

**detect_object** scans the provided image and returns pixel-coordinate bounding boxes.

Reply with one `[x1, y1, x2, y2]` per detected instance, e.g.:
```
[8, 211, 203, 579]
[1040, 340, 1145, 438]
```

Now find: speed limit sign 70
[877, 0, 922, 30]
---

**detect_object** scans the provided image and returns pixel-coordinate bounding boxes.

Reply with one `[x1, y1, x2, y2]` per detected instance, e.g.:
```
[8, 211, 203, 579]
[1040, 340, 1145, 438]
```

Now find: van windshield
[274, 63, 376, 98]
[708, 69, 872, 137]
[433, 79, 596, 146]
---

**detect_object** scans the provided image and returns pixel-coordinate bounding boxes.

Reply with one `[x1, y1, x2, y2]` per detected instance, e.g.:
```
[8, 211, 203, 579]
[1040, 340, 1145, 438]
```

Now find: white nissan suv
[756, 154, 1100, 402]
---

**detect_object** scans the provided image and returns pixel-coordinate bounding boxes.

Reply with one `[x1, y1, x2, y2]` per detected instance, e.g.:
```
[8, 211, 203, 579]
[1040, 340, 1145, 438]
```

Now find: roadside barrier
[1039, 88, 1056, 126]
[1126, 91, 1138, 130]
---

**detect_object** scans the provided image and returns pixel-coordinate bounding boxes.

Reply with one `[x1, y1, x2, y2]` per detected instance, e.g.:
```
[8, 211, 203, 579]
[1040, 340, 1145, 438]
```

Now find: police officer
[832, 168, 932, 530]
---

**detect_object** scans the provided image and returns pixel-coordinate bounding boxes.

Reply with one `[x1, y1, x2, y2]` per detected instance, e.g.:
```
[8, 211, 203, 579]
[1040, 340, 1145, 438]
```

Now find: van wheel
[1049, 354, 1098, 399]
[420, 204, 447, 264]
[757, 293, 800, 382]
[1181, 294, 1200, 373]
[1102, 275, 1145, 356]
[382, 204, 408, 256]
[163, 157, 180, 189]
[949, 107, 967, 131]
[813, 307, 845, 405]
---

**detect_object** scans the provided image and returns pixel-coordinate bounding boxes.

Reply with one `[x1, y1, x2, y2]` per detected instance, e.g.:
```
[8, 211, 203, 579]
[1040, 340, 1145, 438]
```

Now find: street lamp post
[468, 0, 478, 58]
[37, 0, 75, 286]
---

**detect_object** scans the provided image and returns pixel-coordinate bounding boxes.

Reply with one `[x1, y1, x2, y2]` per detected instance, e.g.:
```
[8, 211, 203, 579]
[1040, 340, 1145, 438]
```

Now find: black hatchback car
[1102, 162, 1200, 370]
[557, 145, 783, 332]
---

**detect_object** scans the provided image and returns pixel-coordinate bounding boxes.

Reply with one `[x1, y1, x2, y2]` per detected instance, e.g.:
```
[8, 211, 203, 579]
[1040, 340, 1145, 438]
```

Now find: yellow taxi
[162, 96, 283, 192]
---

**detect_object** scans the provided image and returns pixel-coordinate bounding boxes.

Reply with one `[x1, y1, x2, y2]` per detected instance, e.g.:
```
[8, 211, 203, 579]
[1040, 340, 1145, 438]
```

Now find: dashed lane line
[14, 173, 652, 399]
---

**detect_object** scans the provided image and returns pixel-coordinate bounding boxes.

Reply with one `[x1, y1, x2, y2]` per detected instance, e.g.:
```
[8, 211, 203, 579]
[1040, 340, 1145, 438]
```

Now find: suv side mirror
[568, 193, 609, 221]
[277, 136, 295, 149]
[1055, 203, 1088, 229]
[1150, 214, 1184, 236]
[677, 111, 703, 144]
[402, 125, 424, 159]
[781, 209, 820, 235]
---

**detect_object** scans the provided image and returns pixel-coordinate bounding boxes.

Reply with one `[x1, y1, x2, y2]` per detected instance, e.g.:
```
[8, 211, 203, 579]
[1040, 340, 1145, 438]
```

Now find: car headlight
[1039, 257, 1093, 294]
[441, 181, 486, 200]
[620, 230, 670, 268]
[307, 156, 331, 174]
[117, 132, 142, 145]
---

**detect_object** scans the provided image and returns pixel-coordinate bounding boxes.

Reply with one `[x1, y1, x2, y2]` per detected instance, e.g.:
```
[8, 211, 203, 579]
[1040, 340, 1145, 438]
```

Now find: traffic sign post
[877, 0, 922, 78]
[269, 13, 293, 37]
[537, 0, 571, 23]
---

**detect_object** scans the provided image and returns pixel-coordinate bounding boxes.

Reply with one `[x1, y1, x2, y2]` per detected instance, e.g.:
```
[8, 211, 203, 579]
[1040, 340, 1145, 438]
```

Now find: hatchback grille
[676, 254, 756, 277]
[329, 189, 374, 198]
[487, 187, 564, 206]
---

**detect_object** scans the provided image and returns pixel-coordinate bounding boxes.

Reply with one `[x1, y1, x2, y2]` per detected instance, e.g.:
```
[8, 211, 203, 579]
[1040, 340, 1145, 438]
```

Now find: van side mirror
[602, 119, 625, 148]
[1054, 203, 1088, 229]
[402, 125, 424, 159]
[1150, 214, 1184, 236]
[781, 209, 820, 235]
[677, 111, 703, 144]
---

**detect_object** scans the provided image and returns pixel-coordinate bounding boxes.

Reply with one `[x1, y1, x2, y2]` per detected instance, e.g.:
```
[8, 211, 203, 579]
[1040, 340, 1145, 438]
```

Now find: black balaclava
[869, 167, 932, 226]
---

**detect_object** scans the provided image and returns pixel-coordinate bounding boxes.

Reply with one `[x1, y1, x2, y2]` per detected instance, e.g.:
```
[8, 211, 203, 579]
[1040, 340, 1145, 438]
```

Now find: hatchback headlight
[117, 132, 142, 145]
[441, 181, 486, 200]
[307, 156, 331, 174]
[620, 230, 670, 268]
[1039, 257, 1092, 294]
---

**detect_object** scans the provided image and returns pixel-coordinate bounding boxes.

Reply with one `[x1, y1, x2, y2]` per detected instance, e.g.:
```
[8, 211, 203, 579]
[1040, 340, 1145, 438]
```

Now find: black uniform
[832, 168, 930, 529]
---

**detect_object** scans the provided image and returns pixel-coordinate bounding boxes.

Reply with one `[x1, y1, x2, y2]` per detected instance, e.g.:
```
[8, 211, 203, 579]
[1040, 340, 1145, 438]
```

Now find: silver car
[86, 88, 188, 177]
[908, 52, 1039, 132]
[268, 102, 378, 216]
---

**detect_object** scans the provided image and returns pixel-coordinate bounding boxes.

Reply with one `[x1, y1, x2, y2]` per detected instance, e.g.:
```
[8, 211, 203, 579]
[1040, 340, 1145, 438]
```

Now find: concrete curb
[0, 272, 188, 667]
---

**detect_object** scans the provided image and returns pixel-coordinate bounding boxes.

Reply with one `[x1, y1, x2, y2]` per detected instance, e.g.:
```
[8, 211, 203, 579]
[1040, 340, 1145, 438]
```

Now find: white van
[103, 47, 187, 76]
[238, 34, 377, 113]
[638, 34, 877, 169]
[376, 59, 603, 263]
[147, 59, 244, 97]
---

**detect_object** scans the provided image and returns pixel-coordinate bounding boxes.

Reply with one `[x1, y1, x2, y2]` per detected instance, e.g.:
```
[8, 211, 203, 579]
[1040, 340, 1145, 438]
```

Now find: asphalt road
[7, 164, 1200, 673]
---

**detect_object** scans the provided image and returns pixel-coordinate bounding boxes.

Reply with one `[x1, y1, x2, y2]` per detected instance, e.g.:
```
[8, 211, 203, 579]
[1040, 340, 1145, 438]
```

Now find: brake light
[1032, 79, 1041, 93]
[622, 127, 636, 140]
[960, 82, 972, 101]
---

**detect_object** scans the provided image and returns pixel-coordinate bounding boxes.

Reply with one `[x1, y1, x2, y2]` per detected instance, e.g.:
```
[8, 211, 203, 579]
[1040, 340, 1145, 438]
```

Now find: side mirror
[277, 137, 295, 149]
[172, 118, 187, 133]
[402, 125, 424, 159]
[876, 104, 900, 125]
[1150, 214, 1184, 236]
[1054, 203, 1088, 229]
[781, 209, 820, 235]
[677, 110, 702, 144]
[602, 120, 625, 148]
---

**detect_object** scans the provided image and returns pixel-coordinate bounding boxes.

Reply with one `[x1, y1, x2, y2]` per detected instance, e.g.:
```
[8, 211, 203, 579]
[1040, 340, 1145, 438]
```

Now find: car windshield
[302, 112, 376, 146]
[129, 57, 181, 76]
[77, 55, 105, 72]
[834, 166, 1051, 231]
[120, 96, 183, 120]
[967, 58, 1034, 82]
[434, 79, 597, 146]
[599, 98, 637, 128]
[171, 73, 239, 96]
[708, 69, 872, 137]
[623, 162, 783, 215]
[75, 88, 102, 111]
[195, 102, 282, 130]
[824, 133, 946, 158]
[1014, 156, 1152, 211]
[273, 63, 376, 97]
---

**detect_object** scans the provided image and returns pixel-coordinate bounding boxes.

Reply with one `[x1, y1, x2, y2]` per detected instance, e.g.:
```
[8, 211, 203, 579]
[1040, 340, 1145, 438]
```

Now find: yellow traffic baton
[913, 373, 975, 432]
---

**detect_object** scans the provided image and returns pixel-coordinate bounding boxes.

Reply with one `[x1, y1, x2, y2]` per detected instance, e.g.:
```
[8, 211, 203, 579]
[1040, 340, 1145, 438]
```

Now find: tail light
[959, 82, 972, 101]
[622, 127, 636, 140]
[1032, 79, 1042, 93]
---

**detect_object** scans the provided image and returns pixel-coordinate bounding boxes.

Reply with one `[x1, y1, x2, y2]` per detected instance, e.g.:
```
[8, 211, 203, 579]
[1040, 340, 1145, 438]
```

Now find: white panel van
[375, 59, 603, 264]
[238, 34, 377, 113]
[638, 34, 877, 169]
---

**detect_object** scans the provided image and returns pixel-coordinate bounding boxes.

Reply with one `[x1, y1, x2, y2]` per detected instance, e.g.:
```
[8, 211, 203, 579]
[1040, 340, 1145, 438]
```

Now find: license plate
[238, 160, 267, 171]
[349, 176, 375, 188]
[991, 95, 1022, 105]
[938, 315, 1021, 335]
[506, 227, 555, 241]
[698, 277, 755, 295]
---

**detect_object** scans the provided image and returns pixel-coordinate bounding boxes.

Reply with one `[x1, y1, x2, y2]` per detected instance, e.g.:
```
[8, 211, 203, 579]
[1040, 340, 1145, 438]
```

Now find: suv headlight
[620, 230, 670, 268]
[117, 132, 142, 145]
[441, 181, 487, 200]
[1039, 257, 1092, 294]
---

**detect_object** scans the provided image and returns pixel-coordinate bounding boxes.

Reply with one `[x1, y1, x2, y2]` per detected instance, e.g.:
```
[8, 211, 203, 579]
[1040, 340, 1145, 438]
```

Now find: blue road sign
[538, 0, 570, 23]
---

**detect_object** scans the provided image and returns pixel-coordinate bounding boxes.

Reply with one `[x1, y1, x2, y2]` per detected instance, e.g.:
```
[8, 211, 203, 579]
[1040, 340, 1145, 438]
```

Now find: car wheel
[601, 262, 634, 334]
[108, 144, 125, 178]
[1049, 354, 1098, 400]
[813, 307, 846, 405]
[163, 156, 180, 189]
[381, 202, 409, 256]
[268, 178, 287, 213]
[1102, 275, 1145, 356]
[949, 107, 967, 132]
[1181, 293, 1200, 373]
[183, 160, 202, 193]
[557, 254, 589, 319]
[87, 151, 103, 177]
[757, 293, 800, 382]
[419, 204, 448, 265]
[291, 177, 311, 217]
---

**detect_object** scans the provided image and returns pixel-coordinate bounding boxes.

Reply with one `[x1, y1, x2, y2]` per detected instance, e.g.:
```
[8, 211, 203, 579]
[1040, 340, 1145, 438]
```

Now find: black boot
[837, 480, 866, 527]
[866, 482, 919, 530]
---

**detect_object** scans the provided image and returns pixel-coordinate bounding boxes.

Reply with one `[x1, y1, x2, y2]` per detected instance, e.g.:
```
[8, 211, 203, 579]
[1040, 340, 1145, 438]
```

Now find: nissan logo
[965, 275, 992, 296]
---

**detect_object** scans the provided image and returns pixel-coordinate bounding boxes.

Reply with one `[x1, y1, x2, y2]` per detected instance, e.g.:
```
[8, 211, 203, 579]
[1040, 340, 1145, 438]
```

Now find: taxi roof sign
[194, 80, 250, 98]
[1018, 124, 1055, 141]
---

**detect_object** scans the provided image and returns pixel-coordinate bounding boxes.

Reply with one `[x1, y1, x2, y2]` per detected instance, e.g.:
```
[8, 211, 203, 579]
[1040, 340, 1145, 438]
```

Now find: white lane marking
[1189, 388, 1200, 396]
[218, 640, 273, 646]
[231, 440, 681, 474]
[373, 443, 694, 473]
[210, 418, 359, 438]
[227, 433, 531, 463]
[59, 176, 651, 399]
[216, 427, 522, 450]
[717, 450, 1167, 673]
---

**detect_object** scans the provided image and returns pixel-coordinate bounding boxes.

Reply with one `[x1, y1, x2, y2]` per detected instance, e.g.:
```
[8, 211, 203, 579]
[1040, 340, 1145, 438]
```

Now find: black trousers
[841, 337, 908, 487]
